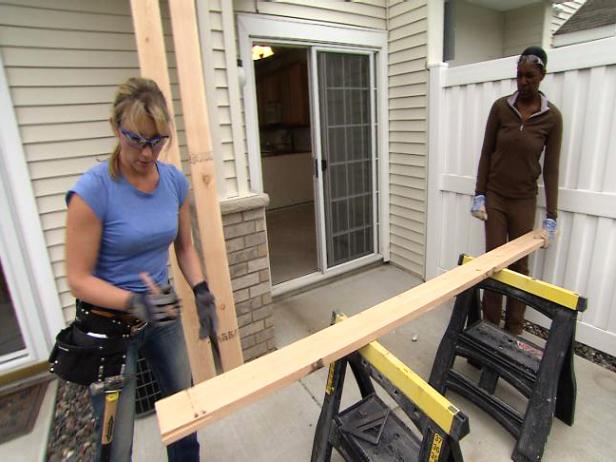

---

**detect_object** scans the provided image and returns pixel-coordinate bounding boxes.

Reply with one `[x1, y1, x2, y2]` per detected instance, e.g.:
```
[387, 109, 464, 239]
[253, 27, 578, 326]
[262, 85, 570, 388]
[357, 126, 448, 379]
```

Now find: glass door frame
[310, 46, 378, 272]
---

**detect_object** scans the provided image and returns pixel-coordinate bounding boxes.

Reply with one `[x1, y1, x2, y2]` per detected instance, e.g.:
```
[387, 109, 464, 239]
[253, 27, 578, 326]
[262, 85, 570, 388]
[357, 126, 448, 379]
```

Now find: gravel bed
[523, 320, 616, 373]
[44, 322, 615, 460]
[45, 380, 96, 462]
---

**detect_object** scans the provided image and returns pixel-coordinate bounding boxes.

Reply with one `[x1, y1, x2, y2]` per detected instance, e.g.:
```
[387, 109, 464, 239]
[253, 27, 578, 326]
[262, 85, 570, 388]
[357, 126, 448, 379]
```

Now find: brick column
[220, 193, 275, 361]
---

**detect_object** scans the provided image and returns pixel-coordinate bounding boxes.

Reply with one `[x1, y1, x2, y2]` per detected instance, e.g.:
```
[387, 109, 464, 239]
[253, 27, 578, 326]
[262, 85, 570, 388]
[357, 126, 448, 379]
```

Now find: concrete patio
[133, 264, 615, 462]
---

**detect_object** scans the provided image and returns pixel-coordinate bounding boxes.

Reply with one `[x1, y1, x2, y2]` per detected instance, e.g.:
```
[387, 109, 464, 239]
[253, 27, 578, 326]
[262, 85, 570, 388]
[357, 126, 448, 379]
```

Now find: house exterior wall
[0, 0, 432, 365]
[0, 0, 175, 320]
[503, 3, 545, 57]
[0, 0, 272, 362]
[448, 1, 503, 66]
[198, 0, 242, 198]
[232, 0, 387, 29]
[387, 0, 428, 278]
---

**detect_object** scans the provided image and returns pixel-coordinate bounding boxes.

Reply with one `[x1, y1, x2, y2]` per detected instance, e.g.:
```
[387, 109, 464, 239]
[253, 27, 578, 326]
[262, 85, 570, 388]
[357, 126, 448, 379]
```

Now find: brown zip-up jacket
[475, 92, 563, 219]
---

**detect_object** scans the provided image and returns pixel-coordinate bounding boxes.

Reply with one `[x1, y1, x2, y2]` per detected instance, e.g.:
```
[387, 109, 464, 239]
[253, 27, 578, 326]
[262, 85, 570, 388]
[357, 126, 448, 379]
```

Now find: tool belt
[48, 300, 145, 386]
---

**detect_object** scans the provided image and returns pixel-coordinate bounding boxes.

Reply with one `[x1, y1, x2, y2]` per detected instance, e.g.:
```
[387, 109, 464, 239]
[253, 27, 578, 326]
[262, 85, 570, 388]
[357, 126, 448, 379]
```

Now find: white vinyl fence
[426, 37, 616, 355]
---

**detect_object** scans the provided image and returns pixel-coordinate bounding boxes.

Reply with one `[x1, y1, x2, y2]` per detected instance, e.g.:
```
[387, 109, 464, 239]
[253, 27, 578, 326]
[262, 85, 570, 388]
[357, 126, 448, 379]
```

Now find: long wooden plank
[156, 231, 545, 444]
[167, 0, 243, 370]
[130, 0, 216, 381]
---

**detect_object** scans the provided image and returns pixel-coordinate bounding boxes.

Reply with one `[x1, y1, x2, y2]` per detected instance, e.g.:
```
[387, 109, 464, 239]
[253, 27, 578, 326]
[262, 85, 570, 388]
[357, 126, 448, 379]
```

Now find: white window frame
[0, 53, 65, 373]
[237, 14, 391, 288]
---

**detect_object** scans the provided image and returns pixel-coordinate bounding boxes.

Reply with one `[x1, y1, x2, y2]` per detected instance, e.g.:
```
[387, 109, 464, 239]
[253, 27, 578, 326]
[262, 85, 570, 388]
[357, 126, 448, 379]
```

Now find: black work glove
[193, 281, 218, 340]
[127, 284, 181, 325]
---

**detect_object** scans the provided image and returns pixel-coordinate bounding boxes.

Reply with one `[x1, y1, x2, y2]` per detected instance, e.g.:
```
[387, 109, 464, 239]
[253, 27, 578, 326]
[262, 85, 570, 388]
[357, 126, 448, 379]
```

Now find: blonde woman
[65, 77, 214, 461]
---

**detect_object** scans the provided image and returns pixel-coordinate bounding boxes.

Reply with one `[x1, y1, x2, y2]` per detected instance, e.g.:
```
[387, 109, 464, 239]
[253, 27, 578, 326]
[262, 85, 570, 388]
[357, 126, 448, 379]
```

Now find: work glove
[470, 194, 488, 221]
[193, 281, 218, 340]
[127, 284, 180, 325]
[540, 218, 557, 249]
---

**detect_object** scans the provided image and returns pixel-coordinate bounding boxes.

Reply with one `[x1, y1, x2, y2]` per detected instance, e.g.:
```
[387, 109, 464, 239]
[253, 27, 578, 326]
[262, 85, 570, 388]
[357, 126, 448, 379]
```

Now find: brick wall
[220, 194, 275, 361]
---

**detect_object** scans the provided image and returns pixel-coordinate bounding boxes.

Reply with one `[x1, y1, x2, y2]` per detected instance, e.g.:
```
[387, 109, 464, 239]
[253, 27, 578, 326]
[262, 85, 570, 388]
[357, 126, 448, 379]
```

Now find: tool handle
[101, 391, 120, 445]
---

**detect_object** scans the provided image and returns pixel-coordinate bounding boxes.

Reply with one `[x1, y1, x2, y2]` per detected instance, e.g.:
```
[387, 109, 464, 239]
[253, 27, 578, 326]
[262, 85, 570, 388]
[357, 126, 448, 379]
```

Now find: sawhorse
[429, 255, 587, 461]
[312, 312, 470, 462]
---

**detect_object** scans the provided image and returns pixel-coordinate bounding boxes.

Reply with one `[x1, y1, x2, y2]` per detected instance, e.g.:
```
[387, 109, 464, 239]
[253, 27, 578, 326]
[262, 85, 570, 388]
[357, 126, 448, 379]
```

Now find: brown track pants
[483, 191, 537, 335]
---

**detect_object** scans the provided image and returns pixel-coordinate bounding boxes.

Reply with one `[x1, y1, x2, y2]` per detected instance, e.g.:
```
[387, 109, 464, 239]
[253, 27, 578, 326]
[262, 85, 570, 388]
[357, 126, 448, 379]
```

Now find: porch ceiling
[466, 0, 545, 12]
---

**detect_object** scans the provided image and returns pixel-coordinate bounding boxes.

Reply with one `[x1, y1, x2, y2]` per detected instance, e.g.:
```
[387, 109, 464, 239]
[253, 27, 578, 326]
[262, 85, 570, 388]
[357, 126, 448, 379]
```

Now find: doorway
[254, 45, 317, 285]
[253, 43, 379, 287]
[239, 15, 389, 291]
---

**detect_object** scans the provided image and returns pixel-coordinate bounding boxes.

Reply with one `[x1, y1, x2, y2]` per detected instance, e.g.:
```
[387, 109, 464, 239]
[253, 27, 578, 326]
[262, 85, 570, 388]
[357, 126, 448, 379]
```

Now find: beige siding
[199, 0, 240, 197]
[233, 0, 387, 29]
[0, 0, 235, 320]
[387, 0, 428, 278]
[449, 1, 503, 66]
[551, 0, 587, 34]
[503, 4, 545, 57]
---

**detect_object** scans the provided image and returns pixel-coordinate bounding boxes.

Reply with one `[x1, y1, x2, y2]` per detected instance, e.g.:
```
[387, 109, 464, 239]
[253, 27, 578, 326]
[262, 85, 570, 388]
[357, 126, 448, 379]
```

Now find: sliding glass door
[313, 49, 376, 268]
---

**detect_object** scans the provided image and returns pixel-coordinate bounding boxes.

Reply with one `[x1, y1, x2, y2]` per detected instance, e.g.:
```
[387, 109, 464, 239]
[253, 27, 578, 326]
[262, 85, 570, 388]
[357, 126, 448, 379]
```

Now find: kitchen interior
[254, 44, 318, 285]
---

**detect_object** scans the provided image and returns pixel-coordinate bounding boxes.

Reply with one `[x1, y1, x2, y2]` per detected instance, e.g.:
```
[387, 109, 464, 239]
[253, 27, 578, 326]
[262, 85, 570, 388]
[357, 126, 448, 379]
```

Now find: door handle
[314, 159, 328, 178]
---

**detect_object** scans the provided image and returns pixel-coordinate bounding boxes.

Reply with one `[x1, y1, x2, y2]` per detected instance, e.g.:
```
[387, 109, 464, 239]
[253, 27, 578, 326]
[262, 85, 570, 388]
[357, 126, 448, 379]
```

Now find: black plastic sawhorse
[429, 255, 587, 462]
[312, 312, 470, 462]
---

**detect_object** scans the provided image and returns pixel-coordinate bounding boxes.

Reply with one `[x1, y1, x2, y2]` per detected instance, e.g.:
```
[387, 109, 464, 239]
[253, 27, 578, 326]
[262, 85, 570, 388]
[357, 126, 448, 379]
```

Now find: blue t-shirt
[66, 160, 189, 292]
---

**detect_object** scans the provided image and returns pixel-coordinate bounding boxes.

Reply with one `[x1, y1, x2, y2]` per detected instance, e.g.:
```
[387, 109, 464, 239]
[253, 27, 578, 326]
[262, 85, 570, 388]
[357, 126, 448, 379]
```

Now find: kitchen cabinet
[256, 58, 309, 127]
[284, 62, 309, 126]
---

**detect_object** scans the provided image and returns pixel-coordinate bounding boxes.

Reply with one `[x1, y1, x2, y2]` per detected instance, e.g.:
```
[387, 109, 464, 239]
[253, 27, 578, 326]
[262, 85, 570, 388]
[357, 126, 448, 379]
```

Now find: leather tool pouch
[48, 323, 129, 386]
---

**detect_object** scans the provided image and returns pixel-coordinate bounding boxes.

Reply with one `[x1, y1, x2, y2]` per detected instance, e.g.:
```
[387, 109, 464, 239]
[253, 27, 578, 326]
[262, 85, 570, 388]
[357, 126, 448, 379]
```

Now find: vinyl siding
[387, 0, 428, 278]
[448, 1, 503, 67]
[233, 0, 387, 29]
[503, 3, 545, 58]
[0, 0, 230, 319]
[198, 0, 240, 197]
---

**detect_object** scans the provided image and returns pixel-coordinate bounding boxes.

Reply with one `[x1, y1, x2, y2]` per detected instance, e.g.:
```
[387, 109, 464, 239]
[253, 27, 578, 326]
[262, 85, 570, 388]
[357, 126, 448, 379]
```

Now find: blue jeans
[91, 319, 199, 461]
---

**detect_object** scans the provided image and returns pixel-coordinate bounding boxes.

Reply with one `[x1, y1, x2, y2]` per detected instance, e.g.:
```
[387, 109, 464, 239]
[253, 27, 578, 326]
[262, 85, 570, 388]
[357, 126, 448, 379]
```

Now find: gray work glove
[470, 194, 488, 221]
[193, 281, 218, 340]
[127, 284, 180, 325]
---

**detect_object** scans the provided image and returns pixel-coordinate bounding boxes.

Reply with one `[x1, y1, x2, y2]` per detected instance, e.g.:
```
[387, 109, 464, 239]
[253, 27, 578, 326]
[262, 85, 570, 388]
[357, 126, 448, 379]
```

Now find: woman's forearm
[67, 273, 132, 310]
[175, 243, 205, 289]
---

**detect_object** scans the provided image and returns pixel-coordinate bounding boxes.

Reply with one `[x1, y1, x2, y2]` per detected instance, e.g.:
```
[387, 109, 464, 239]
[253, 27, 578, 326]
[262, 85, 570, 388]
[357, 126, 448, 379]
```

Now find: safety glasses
[518, 54, 545, 69]
[119, 126, 169, 151]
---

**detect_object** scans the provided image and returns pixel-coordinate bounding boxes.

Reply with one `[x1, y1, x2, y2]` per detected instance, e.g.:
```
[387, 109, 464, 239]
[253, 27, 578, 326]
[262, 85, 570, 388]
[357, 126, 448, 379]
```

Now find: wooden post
[130, 0, 211, 381]
[155, 231, 545, 444]
[167, 0, 243, 370]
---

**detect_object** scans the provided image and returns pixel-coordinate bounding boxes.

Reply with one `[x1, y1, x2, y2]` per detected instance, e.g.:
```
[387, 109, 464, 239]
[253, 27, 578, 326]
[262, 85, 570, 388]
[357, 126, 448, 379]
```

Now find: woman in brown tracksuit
[471, 46, 563, 335]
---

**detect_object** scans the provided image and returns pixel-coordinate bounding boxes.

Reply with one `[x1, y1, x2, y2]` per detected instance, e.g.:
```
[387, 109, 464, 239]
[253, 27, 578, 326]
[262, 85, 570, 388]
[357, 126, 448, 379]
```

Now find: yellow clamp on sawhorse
[311, 312, 470, 462]
[429, 254, 587, 462]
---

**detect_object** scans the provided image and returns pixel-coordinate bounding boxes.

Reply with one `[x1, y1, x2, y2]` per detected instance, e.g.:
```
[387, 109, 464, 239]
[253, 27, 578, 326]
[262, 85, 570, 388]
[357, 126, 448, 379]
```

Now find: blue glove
[542, 218, 557, 248]
[470, 195, 487, 221]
